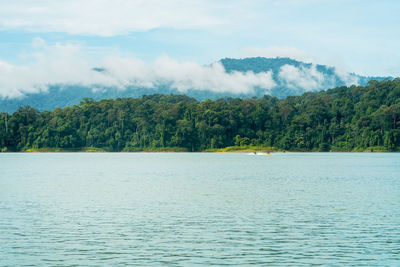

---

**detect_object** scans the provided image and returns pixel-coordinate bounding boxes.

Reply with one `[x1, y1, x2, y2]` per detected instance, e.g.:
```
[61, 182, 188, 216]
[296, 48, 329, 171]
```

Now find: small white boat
[247, 152, 270, 156]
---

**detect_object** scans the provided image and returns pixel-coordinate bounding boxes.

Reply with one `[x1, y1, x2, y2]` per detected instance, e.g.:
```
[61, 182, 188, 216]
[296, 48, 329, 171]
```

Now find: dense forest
[1, 79, 399, 152]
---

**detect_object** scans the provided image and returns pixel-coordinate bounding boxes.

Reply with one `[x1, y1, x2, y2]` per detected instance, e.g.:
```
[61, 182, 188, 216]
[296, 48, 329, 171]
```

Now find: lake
[0, 153, 399, 266]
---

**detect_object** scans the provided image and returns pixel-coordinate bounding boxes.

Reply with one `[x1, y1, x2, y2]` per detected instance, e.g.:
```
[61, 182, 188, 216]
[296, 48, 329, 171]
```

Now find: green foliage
[1, 79, 399, 152]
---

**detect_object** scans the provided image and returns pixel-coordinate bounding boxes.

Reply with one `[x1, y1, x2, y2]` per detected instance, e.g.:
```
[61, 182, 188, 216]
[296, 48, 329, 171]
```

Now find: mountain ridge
[0, 57, 393, 113]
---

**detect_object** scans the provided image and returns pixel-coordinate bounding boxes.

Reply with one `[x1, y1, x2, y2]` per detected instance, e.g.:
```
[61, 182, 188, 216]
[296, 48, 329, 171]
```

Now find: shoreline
[1, 145, 398, 153]
[1, 149, 398, 153]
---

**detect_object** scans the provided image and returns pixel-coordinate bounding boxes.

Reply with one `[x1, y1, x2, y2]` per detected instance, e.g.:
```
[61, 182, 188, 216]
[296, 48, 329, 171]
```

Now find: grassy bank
[13, 146, 189, 153]
[23, 147, 109, 152]
[204, 145, 279, 153]
[1, 145, 399, 153]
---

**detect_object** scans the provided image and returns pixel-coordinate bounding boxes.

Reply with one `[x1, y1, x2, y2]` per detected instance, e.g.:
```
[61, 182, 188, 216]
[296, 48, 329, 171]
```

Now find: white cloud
[99, 55, 277, 95]
[0, 38, 118, 98]
[243, 46, 313, 63]
[0, 0, 235, 36]
[0, 39, 276, 98]
[278, 64, 326, 91]
[139, 56, 276, 94]
[246, 46, 361, 87]
[334, 68, 359, 86]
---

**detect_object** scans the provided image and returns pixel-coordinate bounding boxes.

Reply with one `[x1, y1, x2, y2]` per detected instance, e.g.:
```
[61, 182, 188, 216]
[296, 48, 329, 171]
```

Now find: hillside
[0, 57, 392, 113]
[221, 57, 388, 97]
[1, 79, 399, 152]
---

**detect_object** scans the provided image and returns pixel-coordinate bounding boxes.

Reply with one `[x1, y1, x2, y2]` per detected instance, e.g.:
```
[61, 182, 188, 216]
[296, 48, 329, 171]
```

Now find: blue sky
[0, 0, 399, 75]
[0, 0, 399, 98]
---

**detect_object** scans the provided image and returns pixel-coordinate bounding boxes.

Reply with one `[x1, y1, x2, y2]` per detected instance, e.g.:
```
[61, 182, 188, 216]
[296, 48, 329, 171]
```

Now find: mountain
[220, 57, 389, 97]
[0, 57, 391, 113]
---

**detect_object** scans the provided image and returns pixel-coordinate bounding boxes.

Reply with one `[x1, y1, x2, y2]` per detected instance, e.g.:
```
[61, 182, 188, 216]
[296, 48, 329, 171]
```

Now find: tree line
[1, 79, 399, 152]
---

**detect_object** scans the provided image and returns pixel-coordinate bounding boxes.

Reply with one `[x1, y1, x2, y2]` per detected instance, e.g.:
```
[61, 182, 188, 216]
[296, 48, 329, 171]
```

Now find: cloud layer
[278, 64, 326, 91]
[0, 39, 277, 98]
[0, 39, 364, 99]
[278, 63, 360, 91]
[0, 0, 234, 36]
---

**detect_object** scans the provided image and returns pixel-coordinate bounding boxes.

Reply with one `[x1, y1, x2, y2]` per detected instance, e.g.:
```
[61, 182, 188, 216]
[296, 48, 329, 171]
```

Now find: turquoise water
[0, 153, 399, 266]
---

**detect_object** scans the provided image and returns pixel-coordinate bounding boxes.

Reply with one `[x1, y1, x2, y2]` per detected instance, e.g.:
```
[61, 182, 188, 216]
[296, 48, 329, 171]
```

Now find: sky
[0, 0, 399, 98]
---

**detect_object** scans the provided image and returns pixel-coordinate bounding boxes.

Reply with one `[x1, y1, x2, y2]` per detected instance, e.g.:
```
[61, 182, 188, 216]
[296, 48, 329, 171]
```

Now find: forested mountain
[0, 57, 390, 113]
[221, 57, 388, 97]
[1, 79, 399, 152]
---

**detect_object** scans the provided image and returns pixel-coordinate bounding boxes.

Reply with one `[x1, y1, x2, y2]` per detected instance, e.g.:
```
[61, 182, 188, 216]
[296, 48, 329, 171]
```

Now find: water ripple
[0, 153, 399, 266]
